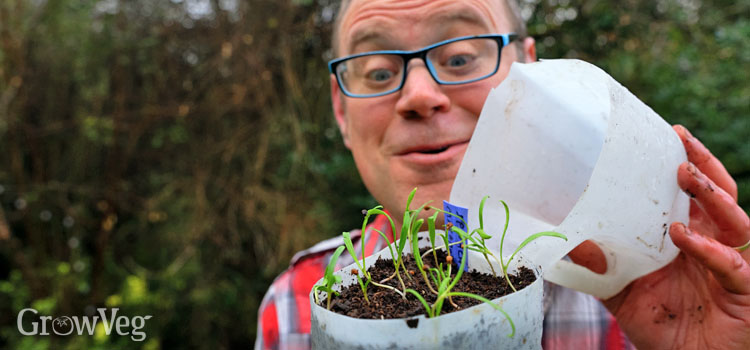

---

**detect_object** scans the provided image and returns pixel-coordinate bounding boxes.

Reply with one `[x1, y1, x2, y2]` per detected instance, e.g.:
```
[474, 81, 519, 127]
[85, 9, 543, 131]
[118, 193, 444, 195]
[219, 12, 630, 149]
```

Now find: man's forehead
[338, 0, 508, 54]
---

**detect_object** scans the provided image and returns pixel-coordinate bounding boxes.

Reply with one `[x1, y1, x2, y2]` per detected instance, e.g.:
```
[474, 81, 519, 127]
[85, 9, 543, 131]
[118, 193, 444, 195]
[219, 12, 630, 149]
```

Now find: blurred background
[0, 0, 747, 348]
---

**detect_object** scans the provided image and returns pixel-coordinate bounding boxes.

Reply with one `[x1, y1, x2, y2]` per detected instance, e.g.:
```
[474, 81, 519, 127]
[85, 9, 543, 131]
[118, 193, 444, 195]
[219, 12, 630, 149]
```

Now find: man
[256, 0, 750, 349]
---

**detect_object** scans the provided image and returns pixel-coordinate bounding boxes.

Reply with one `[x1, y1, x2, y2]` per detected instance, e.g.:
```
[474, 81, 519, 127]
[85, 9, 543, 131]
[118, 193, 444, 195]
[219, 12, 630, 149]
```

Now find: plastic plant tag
[450, 59, 689, 299]
[443, 200, 468, 271]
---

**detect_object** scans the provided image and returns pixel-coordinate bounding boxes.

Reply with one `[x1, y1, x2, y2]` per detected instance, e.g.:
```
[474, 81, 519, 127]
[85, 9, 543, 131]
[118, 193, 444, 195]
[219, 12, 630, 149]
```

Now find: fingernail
[680, 125, 693, 139]
[675, 222, 695, 238]
[680, 223, 692, 236]
[686, 162, 697, 175]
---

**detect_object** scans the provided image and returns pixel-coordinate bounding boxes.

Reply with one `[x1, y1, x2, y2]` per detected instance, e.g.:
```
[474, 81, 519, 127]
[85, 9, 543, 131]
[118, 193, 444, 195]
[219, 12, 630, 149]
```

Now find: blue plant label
[443, 200, 468, 271]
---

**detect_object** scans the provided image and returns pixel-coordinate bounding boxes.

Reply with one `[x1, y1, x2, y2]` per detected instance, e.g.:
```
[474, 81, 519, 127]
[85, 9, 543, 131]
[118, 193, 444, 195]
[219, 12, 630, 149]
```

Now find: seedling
[339, 189, 428, 300]
[494, 199, 567, 291]
[406, 210, 518, 336]
[318, 190, 567, 338]
[312, 245, 346, 310]
[432, 196, 567, 291]
[343, 230, 404, 300]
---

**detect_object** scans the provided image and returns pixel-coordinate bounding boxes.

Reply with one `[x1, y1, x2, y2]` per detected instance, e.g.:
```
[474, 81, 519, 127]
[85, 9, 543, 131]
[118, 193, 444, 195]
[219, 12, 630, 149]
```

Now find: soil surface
[321, 248, 536, 319]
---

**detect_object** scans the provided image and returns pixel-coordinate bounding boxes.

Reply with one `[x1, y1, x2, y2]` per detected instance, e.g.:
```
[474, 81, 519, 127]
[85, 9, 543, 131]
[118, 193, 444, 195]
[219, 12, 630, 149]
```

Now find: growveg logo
[17, 308, 152, 341]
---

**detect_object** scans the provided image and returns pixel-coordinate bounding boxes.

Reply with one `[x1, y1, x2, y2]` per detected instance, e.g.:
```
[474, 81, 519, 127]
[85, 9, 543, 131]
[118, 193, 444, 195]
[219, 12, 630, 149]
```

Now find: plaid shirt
[255, 215, 635, 350]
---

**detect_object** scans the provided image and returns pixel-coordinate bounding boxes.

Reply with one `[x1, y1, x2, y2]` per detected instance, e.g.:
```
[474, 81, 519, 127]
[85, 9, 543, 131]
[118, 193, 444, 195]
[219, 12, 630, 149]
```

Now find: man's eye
[447, 55, 471, 67]
[367, 69, 393, 82]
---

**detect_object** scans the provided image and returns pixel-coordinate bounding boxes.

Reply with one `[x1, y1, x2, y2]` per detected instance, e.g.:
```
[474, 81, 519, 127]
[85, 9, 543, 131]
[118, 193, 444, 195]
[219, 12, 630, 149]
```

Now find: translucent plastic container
[310, 235, 544, 349]
[451, 59, 690, 299]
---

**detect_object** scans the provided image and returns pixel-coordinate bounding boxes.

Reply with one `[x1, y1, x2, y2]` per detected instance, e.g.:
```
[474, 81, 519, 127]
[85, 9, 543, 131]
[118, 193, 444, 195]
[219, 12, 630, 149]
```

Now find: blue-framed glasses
[328, 33, 518, 98]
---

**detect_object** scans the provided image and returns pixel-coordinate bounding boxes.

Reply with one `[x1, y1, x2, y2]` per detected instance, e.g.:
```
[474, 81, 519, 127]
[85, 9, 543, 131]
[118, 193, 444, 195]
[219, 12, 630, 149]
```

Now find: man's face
[332, 0, 535, 222]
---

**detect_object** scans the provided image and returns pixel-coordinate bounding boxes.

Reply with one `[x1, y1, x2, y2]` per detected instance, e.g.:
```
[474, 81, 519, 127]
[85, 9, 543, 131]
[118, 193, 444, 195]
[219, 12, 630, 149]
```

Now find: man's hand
[602, 125, 750, 349]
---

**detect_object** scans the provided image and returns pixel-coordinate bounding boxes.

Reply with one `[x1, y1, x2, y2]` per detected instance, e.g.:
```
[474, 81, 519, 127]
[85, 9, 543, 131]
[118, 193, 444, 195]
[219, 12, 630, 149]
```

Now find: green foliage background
[0, 0, 746, 348]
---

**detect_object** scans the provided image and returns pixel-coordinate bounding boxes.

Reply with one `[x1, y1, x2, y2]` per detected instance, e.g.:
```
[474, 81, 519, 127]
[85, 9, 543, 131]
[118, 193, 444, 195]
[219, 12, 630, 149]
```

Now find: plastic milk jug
[450, 59, 690, 299]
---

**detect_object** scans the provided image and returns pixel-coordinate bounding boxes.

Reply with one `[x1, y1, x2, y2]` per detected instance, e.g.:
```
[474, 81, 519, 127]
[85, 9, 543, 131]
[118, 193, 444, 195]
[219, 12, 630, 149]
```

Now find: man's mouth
[394, 141, 470, 166]
[399, 142, 457, 156]
[415, 145, 451, 154]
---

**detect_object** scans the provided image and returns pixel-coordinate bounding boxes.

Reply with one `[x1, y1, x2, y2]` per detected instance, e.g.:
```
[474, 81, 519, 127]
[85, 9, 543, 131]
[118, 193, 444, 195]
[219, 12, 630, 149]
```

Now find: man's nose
[395, 63, 450, 118]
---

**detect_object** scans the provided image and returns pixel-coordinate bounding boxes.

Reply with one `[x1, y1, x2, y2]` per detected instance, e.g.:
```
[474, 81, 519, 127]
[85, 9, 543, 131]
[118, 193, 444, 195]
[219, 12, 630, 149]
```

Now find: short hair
[331, 0, 528, 57]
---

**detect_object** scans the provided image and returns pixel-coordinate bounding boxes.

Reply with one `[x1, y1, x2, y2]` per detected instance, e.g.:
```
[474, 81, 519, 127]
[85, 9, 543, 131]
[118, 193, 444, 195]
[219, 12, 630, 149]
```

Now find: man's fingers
[673, 125, 737, 200]
[678, 162, 750, 247]
[568, 240, 607, 274]
[670, 222, 750, 295]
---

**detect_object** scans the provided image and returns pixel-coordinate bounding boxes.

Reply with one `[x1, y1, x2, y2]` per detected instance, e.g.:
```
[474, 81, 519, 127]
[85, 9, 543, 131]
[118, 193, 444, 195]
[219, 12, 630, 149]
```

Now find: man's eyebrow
[347, 30, 392, 55]
[432, 11, 490, 28]
[346, 10, 491, 55]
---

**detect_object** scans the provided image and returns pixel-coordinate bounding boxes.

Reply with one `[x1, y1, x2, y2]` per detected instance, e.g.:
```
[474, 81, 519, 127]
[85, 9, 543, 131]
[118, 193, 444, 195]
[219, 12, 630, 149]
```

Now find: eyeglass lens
[336, 37, 500, 96]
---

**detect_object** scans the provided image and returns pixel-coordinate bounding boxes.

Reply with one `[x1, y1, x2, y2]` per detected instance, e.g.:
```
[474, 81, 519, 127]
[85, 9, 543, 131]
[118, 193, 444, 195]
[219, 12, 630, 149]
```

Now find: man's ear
[523, 37, 537, 63]
[331, 74, 351, 149]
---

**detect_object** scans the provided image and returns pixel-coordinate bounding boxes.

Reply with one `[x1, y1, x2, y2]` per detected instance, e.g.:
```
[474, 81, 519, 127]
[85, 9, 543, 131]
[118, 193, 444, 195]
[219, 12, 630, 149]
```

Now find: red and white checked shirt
[255, 215, 635, 350]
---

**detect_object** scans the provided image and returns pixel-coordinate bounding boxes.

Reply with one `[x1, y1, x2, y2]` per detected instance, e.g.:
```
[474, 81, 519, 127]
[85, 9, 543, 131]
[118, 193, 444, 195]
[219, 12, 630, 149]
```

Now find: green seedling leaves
[342, 231, 356, 257]
[427, 211, 440, 267]
[373, 228, 397, 266]
[430, 206, 471, 233]
[410, 218, 425, 268]
[446, 236, 468, 293]
[476, 228, 492, 240]
[499, 199, 510, 257]
[398, 211, 411, 255]
[493, 197, 567, 292]
[360, 205, 383, 235]
[366, 207, 397, 240]
[324, 246, 345, 285]
[405, 289, 434, 318]
[342, 231, 360, 269]
[427, 211, 438, 244]
[478, 195, 488, 229]
[355, 274, 371, 304]
[343, 231, 376, 303]
[450, 225, 481, 249]
[337, 189, 566, 338]
[446, 292, 515, 338]
[405, 187, 418, 210]
[314, 245, 346, 310]
[508, 231, 567, 265]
